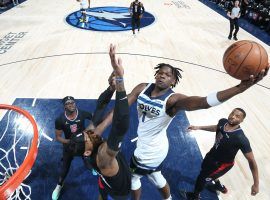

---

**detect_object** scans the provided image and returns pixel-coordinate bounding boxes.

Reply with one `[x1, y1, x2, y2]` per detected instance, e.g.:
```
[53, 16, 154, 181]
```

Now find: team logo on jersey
[138, 103, 161, 116]
[70, 124, 78, 133]
[66, 6, 155, 31]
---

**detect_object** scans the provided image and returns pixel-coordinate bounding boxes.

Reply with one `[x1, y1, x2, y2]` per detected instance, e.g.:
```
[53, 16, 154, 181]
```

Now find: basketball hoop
[0, 104, 38, 200]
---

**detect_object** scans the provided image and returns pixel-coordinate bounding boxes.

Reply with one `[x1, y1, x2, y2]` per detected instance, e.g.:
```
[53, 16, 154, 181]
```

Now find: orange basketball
[223, 40, 268, 80]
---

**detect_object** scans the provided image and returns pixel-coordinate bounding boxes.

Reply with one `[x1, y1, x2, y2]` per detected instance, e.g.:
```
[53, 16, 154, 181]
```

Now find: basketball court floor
[0, 0, 269, 199]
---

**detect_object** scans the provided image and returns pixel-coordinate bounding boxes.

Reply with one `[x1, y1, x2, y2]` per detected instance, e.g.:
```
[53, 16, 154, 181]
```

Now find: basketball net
[0, 105, 38, 200]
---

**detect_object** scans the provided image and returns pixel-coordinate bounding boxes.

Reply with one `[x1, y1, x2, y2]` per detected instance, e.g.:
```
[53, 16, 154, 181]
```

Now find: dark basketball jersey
[84, 151, 131, 196]
[55, 109, 92, 139]
[207, 118, 252, 162]
[131, 1, 144, 15]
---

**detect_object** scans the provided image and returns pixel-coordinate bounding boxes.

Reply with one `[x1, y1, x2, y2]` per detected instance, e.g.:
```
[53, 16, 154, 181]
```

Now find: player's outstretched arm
[216, 66, 268, 101]
[187, 125, 217, 132]
[93, 45, 145, 136]
[105, 44, 129, 156]
[167, 65, 269, 115]
[95, 44, 130, 176]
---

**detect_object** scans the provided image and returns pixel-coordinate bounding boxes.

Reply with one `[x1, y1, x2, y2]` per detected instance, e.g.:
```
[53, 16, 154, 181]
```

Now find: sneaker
[233, 36, 238, 41]
[206, 181, 228, 194]
[228, 35, 232, 40]
[215, 182, 228, 194]
[52, 184, 63, 200]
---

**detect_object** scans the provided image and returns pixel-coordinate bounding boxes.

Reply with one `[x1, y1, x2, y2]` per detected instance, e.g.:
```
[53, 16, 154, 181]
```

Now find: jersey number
[142, 111, 146, 122]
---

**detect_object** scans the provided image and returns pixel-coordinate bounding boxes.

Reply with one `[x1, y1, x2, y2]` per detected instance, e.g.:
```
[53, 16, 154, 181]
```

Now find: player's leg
[233, 19, 239, 40]
[228, 19, 234, 39]
[52, 147, 73, 200]
[147, 171, 172, 200]
[137, 17, 141, 32]
[132, 17, 136, 34]
[206, 162, 234, 194]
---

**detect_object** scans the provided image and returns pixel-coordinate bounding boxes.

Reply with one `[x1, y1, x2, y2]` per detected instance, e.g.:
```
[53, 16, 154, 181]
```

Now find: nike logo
[119, 96, 127, 101]
[65, 121, 69, 125]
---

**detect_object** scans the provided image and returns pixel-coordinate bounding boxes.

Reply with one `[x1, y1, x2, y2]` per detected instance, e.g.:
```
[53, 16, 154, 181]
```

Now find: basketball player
[95, 46, 268, 200]
[77, 0, 90, 23]
[227, 0, 241, 40]
[52, 75, 115, 200]
[129, 0, 145, 35]
[183, 108, 259, 200]
[83, 44, 131, 200]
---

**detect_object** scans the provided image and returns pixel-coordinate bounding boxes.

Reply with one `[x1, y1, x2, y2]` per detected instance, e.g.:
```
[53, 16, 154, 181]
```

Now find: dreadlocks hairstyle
[154, 63, 183, 88]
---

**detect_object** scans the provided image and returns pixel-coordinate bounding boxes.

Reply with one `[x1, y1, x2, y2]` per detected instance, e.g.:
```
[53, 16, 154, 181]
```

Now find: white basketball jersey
[134, 83, 174, 168]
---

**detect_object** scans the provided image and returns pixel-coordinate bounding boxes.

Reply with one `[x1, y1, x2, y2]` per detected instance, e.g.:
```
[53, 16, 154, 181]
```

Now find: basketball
[223, 40, 268, 80]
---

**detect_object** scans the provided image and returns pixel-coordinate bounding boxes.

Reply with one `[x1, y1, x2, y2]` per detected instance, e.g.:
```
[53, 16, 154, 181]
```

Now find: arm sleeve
[92, 86, 114, 126]
[107, 91, 129, 152]
[216, 118, 227, 130]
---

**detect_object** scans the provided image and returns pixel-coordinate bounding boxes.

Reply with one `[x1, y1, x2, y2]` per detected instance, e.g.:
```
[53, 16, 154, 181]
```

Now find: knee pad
[147, 171, 167, 189]
[131, 173, 142, 190]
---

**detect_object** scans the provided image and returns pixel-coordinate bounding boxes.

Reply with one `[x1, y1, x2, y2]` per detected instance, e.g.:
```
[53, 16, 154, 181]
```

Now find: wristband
[206, 92, 221, 107]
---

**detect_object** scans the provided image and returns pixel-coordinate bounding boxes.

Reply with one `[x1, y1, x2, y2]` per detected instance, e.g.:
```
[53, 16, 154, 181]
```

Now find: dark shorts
[130, 154, 158, 176]
[98, 153, 131, 199]
[202, 155, 234, 181]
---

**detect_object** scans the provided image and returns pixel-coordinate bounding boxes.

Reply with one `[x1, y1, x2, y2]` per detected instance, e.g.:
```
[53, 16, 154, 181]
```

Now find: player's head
[234, 0, 240, 7]
[84, 131, 103, 156]
[62, 96, 76, 112]
[154, 63, 183, 89]
[228, 108, 246, 125]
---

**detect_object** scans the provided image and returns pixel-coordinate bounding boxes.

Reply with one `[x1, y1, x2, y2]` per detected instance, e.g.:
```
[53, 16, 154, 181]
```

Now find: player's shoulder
[236, 128, 247, 138]
[168, 92, 187, 101]
[236, 131, 250, 145]
[55, 113, 65, 122]
[78, 109, 92, 116]
[78, 109, 88, 113]
[134, 83, 148, 91]
[218, 118, 227, 124]
[129, 83, 149, 98]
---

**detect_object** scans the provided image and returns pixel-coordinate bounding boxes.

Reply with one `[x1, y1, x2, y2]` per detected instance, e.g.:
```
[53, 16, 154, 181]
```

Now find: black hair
[235, 108, 246, 118]
[154, 63, 183, 88]
[62, 96, 75, 104]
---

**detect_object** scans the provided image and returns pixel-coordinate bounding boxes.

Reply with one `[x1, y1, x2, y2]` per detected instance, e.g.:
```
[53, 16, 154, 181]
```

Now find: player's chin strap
[206, 92, 222, 107]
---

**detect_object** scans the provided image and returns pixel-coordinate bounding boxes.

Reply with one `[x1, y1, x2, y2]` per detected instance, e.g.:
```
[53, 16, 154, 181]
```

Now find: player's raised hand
[109, 44, 124, 77]
[238, 64, 269, 91]
[108, 71, 116, 91]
